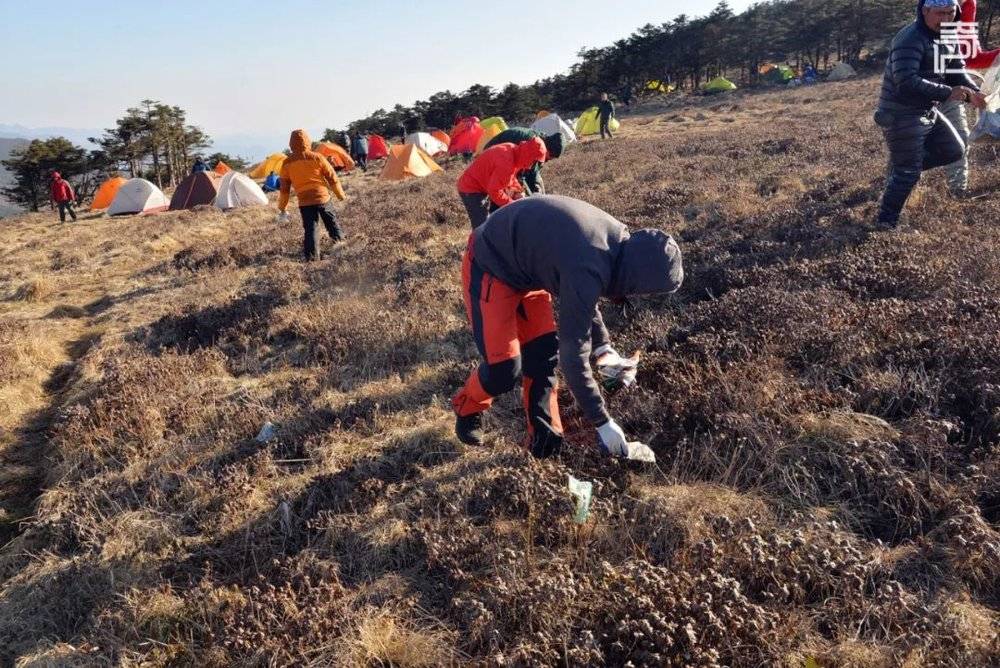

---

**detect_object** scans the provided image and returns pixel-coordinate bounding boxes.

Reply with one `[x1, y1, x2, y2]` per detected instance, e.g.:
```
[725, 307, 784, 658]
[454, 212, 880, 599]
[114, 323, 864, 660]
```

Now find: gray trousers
[460, 192, 492, 229]
[938, 100, 970, 192]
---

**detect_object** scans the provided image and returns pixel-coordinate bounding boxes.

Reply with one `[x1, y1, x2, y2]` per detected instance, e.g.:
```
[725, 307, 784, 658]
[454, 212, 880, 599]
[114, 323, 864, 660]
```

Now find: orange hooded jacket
[278, 129, 346, 210]
[457, 138, 547, 207]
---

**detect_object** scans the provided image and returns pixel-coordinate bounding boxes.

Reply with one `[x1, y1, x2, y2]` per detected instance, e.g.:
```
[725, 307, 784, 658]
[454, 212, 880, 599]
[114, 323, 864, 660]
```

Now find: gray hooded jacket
[472, 195, 684, 425]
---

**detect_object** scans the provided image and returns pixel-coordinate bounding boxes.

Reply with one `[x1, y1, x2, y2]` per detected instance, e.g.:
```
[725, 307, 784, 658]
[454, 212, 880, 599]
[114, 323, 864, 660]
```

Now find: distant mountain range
[0, 124, 291, 164]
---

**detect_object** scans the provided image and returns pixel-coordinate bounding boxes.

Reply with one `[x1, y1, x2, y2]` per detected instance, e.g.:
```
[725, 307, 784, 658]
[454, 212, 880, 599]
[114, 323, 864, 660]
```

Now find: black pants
[522, 169, 545, 195]
[299, 202, 343, 260]
[600, 116, 613, 139]
[57, 201, 77, 222]
[460, 192, 497, 229]
[356, 152, 368, 171]
[876, 108, 965, 224]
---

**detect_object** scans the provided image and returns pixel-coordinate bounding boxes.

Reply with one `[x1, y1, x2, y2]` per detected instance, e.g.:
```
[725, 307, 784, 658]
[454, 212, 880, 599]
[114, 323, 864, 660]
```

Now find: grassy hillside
[0, 78, 997, 666]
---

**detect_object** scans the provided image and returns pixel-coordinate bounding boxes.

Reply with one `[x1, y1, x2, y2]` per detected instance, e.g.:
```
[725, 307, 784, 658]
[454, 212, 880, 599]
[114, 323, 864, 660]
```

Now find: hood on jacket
[289, 129, 312, 156]
[515, 137, 547, 169]
[51, 171, 61, 180]
[609, 229, 684, 297]
[543, 132, 565, 159]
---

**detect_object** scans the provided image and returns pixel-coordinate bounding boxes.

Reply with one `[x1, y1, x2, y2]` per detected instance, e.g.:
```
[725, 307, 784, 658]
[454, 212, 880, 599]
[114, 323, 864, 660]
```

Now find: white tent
[404, 132, 448, 156]
[827, 62, 856, 81]
[530, 113, 577, 145]
[215, 171, 269, 210]
[107, 178, 169, 216]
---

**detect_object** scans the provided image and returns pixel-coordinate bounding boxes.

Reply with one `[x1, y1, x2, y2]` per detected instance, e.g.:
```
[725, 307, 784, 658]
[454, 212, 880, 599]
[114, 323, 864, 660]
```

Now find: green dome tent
[703, 76, 737, 94]
[763, 64, 795, 85]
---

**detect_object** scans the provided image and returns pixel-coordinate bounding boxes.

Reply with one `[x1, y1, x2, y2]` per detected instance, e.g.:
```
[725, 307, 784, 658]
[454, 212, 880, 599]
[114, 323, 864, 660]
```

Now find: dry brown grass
[0, 77, 997, 665]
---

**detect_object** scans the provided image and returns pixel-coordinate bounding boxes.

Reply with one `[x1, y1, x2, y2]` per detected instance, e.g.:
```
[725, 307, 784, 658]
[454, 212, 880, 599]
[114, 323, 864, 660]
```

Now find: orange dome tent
[314, 142, 355, 171]
[90, 176, 128, 210]
[214, 161, 231, 176]
[379, 144, 443, 181]
[368, 134, 389, 160]
[430, 129, 451, 148]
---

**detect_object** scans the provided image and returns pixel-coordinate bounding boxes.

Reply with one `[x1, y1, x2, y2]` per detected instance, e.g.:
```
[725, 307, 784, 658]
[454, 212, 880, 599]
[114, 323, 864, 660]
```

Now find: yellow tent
[90, 176, 127, 210]
[475, 117, 509, 154]
[379, 144, 443, 181]
[575, 106, 621, 136]
[645, 80, 676, 94]
[249, 153, 287, 179]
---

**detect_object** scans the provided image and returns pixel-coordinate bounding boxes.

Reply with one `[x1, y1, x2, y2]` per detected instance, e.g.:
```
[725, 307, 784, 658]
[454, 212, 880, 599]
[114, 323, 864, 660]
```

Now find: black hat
[543, 132, 565, 159]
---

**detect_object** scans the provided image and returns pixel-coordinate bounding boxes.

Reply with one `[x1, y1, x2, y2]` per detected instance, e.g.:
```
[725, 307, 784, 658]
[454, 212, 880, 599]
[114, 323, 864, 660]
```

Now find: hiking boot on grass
[455, 413, 485, 446]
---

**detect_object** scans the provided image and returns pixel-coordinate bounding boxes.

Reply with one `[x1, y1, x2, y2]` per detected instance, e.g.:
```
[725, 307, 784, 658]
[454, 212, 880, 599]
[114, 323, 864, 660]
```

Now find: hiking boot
[455, 413, 485, 446]
[874, 218, 898, 231]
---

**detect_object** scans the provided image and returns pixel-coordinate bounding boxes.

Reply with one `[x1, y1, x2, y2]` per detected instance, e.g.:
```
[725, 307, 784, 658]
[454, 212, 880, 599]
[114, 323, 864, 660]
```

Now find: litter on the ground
[567, 475, 593, 524]
[626, 442, 657, 463]
[256, 422, 277, 443]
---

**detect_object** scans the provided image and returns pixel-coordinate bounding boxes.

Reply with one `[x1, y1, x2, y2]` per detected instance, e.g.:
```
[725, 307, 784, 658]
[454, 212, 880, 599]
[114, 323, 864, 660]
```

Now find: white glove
[597, 419, 629, 457]
[276, 211, 290, 223]
[597, 419, 657, 462]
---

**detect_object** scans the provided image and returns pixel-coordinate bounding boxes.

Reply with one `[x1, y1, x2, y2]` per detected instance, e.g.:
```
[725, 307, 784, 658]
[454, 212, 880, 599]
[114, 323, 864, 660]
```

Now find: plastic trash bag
[971, 109, 1000, 142]
[626, 442, 657, 463]
[598, 351, 641, 393]
[256, 421, 277, 443]
[567, 475, 593, 524]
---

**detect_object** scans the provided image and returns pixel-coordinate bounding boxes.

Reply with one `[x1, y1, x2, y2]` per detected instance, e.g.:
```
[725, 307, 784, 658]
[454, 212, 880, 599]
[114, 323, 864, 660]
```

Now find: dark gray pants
[299, 202, 343, 260]
[600, 116, 613, 139]
[57, 201, 77, 222]
[460, 192, 492, 229]
[876, 108, 965, 224]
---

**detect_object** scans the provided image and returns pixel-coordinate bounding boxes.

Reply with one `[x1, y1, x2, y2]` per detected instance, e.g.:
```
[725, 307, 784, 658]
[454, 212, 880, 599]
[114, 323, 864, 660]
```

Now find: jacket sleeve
[68, 182, 76, 200]
[486, 155, 517, 206]
[591, 307, 611, 351]
[558, 272, 611, 426]
[320, 158, 346, 201]
[278, 163, 292, 211]
[891, 39, 953, 102]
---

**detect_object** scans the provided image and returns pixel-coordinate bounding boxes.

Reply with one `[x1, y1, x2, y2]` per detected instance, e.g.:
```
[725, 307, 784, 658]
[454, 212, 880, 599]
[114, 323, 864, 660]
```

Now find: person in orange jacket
[278, 128, 347, 261]
[457, 137, 547, 229]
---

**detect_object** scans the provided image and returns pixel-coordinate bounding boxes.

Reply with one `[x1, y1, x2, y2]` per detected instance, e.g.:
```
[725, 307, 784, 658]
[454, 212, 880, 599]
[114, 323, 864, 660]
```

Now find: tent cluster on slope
[91, 171, 268, 215]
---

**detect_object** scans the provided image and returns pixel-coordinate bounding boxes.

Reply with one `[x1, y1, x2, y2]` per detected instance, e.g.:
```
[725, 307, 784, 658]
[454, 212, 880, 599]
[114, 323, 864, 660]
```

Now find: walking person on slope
[352, 133, 369, 172]
[452, 195, 683, 459]
[874, 0, 986, 228]
[598, 93, 616, 139]
[277, 129, 347, 261]
[456, 137, 547, 229]
[50, 172, 77, 223]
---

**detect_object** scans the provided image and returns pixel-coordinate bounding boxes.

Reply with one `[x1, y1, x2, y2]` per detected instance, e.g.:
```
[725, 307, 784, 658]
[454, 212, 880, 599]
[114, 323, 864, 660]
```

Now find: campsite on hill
[1, 75, 999, 665]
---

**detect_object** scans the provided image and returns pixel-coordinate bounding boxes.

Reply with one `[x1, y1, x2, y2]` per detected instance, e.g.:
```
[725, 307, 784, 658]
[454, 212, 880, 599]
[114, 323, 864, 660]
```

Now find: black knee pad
[520, 333, 559, 378]
[479, 357, 521, 396]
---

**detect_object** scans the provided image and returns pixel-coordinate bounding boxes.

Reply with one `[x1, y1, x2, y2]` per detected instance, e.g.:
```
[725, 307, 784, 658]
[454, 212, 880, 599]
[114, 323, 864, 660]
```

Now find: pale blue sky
[3, 0, 752, 157]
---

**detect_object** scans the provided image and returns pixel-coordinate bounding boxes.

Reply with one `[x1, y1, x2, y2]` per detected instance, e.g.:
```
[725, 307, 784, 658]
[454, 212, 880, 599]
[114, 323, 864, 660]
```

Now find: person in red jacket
[50, 172, 77, 222]
[457, 137, 547, 229]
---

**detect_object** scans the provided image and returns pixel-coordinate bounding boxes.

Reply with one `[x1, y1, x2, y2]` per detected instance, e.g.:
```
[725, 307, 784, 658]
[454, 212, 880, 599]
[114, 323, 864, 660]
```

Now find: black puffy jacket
[878, 0, 979, 114]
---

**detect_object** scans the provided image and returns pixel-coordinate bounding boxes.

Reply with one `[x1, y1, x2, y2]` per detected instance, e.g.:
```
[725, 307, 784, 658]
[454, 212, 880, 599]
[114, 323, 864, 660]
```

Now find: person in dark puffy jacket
[352, 134, 369, 172]
[874, 0, 986, 227]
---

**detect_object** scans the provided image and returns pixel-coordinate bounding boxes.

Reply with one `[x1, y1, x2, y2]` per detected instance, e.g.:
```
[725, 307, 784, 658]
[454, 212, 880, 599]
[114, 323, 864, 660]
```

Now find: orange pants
[452, 238, 563, 444]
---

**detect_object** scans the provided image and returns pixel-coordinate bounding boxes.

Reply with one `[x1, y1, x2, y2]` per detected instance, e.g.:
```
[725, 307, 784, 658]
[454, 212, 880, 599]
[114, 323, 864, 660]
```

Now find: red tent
[368, 134, 389, 160]
[449, 117, 484, 156]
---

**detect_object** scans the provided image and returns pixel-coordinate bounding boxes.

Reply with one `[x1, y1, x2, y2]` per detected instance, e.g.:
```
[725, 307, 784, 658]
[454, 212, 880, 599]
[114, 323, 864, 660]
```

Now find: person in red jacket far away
[456, 137, 547, 229]
[50, 172, 77, 222]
